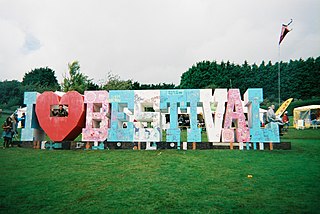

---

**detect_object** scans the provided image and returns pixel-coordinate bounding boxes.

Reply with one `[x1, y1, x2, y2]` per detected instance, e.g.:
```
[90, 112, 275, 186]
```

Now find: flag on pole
[279, 19, 293, 45]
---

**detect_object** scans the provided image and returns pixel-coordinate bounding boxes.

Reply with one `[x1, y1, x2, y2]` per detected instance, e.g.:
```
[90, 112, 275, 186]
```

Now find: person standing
[12, 114, 19, 137]
[2, 117, 13, 148]
[282, 111, 290, 131]
[20, 112, 26, 128]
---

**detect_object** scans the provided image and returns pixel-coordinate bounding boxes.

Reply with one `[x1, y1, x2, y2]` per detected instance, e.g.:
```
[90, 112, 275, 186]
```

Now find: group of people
[2, 112, 25, 149]
[2, 105, 68, 149]
[267, 104, 290, 134]
[311, 110, 320, 128]
[178, 115, 190, 127]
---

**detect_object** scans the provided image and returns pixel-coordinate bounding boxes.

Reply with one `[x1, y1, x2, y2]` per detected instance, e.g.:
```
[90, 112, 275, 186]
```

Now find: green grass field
[1, 114, 320, 213]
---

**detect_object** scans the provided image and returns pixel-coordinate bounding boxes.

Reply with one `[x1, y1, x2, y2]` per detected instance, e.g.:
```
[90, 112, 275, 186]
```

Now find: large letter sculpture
[186, 90, 202, 142]
[222, 89, 250, 150]
[35, 91, 85, 141]
[82, 91, 110, 142]
[244, 88, 280, 150]
[200, 89, 227, 142]
[133, 90, 162, 142]
[160, 89, 201, 149]
[108, 90, 134, 142]
[21, 92, 45, 141]
[20, 88, 282, 151]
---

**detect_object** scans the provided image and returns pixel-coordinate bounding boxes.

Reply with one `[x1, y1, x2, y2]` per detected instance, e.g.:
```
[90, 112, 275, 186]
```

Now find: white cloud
[0, 0, 319, 85]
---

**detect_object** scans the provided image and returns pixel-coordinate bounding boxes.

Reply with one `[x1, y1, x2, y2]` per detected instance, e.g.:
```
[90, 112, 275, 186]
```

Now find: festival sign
[20, 88, 280, 150]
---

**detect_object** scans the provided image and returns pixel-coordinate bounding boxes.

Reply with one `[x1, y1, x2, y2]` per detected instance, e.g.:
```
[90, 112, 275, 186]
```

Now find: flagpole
[277, 18, 292, 107]
[278, 44, 281, 106]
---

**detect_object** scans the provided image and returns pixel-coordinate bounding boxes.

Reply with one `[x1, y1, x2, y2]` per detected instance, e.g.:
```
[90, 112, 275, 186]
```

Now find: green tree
[179, 56, 320, 101]
[180, 61, 215, 89]
[87, 81, 100, 90]
[61, 61, 94, 94]
[101, 72, 133, 91]
[0, 80, 23, 110]
[22, 67, 60, 92]
[137, 83, 176, 90]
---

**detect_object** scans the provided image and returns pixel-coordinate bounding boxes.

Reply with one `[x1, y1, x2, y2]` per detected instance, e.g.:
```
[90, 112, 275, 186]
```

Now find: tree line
[180, 57, 320, 103]
[0, 57, 319, 111]
[0, 61, 176, 111]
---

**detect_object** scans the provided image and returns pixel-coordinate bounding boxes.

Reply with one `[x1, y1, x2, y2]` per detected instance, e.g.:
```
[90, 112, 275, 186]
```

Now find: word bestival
[21, 88, 280, 150]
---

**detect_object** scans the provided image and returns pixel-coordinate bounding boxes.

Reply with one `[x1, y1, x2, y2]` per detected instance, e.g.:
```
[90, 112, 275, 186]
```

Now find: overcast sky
[0, 0, 319, 85]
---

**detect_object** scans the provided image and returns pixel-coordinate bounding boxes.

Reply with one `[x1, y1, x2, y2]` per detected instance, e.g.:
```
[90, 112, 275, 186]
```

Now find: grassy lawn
[1, 113, 320, 213]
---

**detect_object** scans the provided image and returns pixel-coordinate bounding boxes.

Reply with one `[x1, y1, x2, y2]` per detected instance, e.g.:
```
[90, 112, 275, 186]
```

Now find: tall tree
[0, 80, 23, 110]
[179, 56, 320, 101]
[137, 83, 176, 90]
[101, 72, 133, 91]
[22, 67, 60, 92]
[61, 61, 94, 94]
[180, 61, 215, 89]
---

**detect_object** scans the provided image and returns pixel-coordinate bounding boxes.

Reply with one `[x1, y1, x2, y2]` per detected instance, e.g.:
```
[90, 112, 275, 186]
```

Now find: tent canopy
[293, 105, 320, 128]
[293, 105, 320, 111]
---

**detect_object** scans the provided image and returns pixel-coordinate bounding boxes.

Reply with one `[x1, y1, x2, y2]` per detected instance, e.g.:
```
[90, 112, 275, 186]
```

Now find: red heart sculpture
[35, 91, 85, 141]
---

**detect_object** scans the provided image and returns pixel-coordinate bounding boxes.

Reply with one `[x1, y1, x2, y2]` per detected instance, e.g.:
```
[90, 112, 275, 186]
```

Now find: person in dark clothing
[51, 105, 68, 117]
[20, 113, 26, 128]
[2, 117, 13, 148]
[282, 111, 289, 132]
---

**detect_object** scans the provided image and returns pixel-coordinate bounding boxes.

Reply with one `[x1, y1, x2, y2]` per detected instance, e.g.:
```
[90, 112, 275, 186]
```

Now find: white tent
[293, 105, 320, 128]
